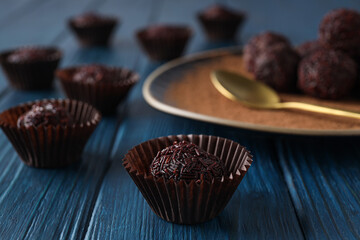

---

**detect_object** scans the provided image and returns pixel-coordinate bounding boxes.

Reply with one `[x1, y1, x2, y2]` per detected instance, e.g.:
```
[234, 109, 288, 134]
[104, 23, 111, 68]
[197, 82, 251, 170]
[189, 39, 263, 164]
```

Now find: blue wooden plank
[84, 1, 304, 239]
[277, 138, 360, 240]
[0, 0, 44, 25]
[0, 0, 102, 50]
[0, 0, 158, 239]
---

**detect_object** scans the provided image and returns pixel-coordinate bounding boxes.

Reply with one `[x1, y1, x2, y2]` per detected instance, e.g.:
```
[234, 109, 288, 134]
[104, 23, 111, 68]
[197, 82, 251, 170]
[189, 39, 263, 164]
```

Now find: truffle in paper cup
[136, 25, 193, 61]
[68, 13, 118, 47]
[122, 134, 253, 224]
[0, 46, 62, 90]
[56, 65, 139, 115]
[197, 5, 246, 41]
[0, 99, 101, 168]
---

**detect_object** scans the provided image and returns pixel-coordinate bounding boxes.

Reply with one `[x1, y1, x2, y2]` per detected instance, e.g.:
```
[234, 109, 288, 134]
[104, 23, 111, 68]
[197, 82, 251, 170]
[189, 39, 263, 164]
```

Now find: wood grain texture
[0, 0, 45, 26]
[277, 137, 360, 240]
[0, 0, 147, 239]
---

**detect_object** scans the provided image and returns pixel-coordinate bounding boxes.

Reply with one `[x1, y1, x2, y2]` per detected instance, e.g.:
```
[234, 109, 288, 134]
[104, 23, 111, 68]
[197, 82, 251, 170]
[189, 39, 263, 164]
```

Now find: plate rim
[143, 47, 360, 136]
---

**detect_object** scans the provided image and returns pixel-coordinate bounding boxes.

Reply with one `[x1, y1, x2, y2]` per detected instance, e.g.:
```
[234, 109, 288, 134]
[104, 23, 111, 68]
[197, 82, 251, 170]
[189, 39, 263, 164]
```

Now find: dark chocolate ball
[319, 8, 360, 57]
[72, 12, 114, 27]
[253, 43, 300, 92]
[243, 31, 291, 73]
[142, 25, 190, 40]
[7, 48, 50, 63]
[201, 4, 244, 20]
[298, 49, 357, 99]
[296, 40, 322, 58]
[72, 64, 114, 83]
[17, 102, 73, 128]
[150, 141, 226, 183]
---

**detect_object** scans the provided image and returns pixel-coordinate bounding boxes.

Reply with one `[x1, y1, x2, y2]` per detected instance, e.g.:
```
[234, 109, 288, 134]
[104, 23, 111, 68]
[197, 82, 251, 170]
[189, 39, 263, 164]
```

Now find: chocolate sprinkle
[7, 48, 50, 63]
[17, 102, 73, 128]
[71, 12, 115, 26]
[72, 64, 115, 83]
[150, 141, 226, 183]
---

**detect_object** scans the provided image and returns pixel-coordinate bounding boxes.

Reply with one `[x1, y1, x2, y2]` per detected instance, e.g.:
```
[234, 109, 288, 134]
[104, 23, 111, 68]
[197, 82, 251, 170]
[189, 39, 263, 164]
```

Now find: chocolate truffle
[319, 8, 360, 57]
[17, 102, 73, 128]
[71, 12, 114, 26]
[69, 12, 118, 47]
[197, 4, 246, 41]
[136, 25, 192, 61]
[298, 49, 357, 99]
[150, 141, 226, 183]
[296, 40, 322, 58]
[7, 48, 51, 63]
[57, 64, 139, 115]
[143, 25, 189, 39]
[72, 64, 115, 83]
[73, 12, 109, 26]
[243, 32, 291, 73]
[254, 44, 300, 92]
[0, 47, 62, 90]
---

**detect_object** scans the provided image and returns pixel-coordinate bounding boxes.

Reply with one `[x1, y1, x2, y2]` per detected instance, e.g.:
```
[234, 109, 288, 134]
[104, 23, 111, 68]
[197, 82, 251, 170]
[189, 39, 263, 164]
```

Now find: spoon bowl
[211, 70, 280, 108]
[211, 69, 360, 120]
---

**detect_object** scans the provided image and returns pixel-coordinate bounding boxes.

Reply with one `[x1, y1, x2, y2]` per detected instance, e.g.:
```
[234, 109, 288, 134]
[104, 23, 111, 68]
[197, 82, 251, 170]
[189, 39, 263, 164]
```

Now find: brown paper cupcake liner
[0, 99, 101, 168]
[136, 27, 192, 61]
[56, 66, 139, 115]
[69, 20, 118, 47]
[123, 134, 253, 224]
[0, 47, 62, 90]
[197, 14, 245, 41]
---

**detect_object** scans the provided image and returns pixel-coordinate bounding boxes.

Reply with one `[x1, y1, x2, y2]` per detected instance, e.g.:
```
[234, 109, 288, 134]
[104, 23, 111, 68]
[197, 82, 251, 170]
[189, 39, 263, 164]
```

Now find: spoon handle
[279, 102, 360, 120]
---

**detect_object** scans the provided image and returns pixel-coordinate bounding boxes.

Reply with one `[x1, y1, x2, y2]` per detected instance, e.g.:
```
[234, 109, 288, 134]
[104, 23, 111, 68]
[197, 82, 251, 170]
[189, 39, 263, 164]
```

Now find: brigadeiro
[197, 4, 246, 41]
[253, 43, 300, 92]
[298, 49, 357, 99]
[0, 46, 62, 90]
[57, 64, 139, 115]
[123, 134, 253, 224]
[319, 8, 360, 58]
[7, 48, 50, 63]
[296, 40, 322, 58]
[69, 12, 118, 47]
[0, 99, 101, 168]
[243, 31, 290, 73]
[136, 25, 192, 61]
[17, 102, 73, 128]
[150, 140, 226, 183]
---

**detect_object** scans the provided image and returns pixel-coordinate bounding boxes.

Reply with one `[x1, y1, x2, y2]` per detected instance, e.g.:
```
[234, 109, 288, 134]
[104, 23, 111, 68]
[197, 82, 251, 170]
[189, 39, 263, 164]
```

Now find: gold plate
[143, 47, 360, 136]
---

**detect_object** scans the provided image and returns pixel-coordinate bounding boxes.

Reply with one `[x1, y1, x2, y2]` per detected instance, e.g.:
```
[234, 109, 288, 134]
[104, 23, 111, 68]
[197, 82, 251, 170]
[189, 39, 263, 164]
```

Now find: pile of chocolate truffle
[244, 8, 360, 100]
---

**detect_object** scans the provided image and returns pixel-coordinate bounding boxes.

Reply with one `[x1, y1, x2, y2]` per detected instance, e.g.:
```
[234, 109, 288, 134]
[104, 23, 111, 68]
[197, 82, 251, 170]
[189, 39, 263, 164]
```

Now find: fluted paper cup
[0, 99, 101, 168]
[57, 66, 139, 115]
[123, 134, 253, 224]
[69, 18, 118, 47]
[0, 47, 62, 90]
[136, 26, 192, 61]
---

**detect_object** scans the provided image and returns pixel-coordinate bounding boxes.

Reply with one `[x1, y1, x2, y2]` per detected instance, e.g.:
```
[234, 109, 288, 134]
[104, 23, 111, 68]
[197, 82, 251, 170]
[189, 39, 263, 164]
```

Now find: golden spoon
[211, 70, 360, 120]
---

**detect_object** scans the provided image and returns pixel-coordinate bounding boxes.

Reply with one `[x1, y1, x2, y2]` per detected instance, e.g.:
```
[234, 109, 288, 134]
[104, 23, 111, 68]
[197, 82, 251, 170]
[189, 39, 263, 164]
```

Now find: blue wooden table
[0, 0, 359, 239]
